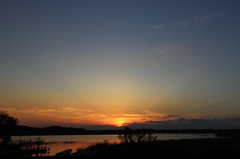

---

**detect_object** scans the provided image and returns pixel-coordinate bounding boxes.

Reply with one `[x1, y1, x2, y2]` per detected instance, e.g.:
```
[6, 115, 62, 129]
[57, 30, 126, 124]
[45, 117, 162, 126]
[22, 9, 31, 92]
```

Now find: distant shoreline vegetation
[12, 125, 240, 137]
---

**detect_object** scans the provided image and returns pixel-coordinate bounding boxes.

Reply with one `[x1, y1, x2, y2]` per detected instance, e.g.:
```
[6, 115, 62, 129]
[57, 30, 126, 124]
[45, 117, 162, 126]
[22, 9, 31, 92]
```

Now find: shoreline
[3, 137, 240, 159]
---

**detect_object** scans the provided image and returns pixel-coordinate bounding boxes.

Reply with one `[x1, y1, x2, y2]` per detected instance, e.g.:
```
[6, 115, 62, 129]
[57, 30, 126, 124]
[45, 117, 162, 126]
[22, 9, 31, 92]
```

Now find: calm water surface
[12, 133, 216, 156]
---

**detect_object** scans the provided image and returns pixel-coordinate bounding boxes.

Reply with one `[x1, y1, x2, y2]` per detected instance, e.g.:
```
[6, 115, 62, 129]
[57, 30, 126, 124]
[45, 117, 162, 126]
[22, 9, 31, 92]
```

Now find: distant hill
[11, 125, 240, 136]
[13, 125, 86, 135]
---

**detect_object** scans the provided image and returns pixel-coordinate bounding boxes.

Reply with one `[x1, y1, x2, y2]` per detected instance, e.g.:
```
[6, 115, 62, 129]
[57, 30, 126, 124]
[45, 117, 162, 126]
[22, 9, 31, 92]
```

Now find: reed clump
[117, 127, 157, 144]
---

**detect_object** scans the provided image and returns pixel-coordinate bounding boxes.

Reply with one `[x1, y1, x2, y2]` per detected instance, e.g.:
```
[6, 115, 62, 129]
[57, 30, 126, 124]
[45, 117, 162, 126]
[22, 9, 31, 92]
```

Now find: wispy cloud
[162, 115, 181, 120]
[193, 12, 226, 23]
[127, 117, 240, 129]
[0, 107, 94, 117]
[153, 44, 188, 55]
[147, 24, 165, 29]
[174, 20, 188, 27]
[173, 12, 226, 27]
[113, 110, 184, 123]
[62, 107, 76, 112]
[122, 114, 143, 117]
[38, 109, 56, 113]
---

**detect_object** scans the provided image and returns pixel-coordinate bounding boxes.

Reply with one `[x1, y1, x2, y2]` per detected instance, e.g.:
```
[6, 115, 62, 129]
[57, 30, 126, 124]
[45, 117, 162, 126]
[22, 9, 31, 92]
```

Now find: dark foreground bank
[2, 137, 240, 159]
[86, 138, 240, 159]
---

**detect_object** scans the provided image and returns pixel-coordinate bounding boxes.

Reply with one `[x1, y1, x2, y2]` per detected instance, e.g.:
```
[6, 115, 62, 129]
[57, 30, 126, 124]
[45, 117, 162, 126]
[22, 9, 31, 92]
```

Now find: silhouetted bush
[117, 127, 157, 143]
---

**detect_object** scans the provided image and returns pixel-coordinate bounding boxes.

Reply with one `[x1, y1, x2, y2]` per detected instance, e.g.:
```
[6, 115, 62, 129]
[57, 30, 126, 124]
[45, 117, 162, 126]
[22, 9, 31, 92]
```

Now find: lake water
[12, 133, 216, 156]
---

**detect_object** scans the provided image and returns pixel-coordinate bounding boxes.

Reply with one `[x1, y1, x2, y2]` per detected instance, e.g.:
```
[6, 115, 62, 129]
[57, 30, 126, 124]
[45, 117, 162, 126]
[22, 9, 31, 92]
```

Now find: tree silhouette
[0, 110, 19, 149]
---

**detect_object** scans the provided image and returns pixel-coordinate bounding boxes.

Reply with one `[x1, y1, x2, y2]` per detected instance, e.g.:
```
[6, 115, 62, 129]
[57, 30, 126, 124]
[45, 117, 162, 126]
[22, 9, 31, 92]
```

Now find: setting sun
[112, 118, 128, 127]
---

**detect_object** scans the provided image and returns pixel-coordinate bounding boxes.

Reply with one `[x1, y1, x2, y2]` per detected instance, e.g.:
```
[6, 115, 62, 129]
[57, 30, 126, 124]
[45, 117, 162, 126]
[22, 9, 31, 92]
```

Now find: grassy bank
[85, 138, 240, 159]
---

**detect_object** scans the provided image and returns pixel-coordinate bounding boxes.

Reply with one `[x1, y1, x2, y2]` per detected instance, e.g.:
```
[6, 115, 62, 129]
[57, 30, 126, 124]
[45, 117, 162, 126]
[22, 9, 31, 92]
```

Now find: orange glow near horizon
[0, 107, 208, 129]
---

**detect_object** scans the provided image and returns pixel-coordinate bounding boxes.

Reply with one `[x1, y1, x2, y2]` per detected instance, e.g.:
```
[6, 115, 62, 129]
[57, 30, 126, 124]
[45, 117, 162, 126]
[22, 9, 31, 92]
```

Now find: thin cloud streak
[153, 44, 188, 55]
[173, 12, 227, 27]
[128, 117, 240, 129]
[193, 12, 226, 23]
[146, 24, 166, 29]
[174, 20, 188, 27]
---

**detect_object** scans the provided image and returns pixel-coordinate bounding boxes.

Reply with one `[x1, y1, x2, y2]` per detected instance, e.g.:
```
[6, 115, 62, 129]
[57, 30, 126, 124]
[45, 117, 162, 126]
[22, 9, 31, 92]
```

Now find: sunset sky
[1, 0, 240, 129]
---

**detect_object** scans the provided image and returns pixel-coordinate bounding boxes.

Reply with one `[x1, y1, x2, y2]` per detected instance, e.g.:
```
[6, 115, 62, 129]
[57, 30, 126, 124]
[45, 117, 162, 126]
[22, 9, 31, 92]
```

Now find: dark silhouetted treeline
[11, 125, 240, 137]
[13, 126, 86, 135]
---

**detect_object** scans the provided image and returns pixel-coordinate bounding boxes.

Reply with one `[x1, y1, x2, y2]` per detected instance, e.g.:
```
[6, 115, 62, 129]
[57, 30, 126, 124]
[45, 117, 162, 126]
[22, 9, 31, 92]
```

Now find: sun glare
[116, 121, 124, 127]
[113, 118, 127, 127]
